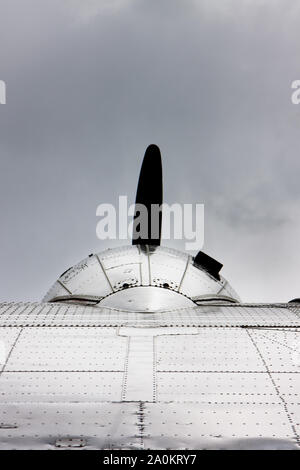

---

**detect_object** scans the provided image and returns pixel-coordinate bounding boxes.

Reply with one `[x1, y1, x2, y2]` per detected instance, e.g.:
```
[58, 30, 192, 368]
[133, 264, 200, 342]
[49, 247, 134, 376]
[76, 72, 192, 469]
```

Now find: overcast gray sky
[0, 0, 300, 302]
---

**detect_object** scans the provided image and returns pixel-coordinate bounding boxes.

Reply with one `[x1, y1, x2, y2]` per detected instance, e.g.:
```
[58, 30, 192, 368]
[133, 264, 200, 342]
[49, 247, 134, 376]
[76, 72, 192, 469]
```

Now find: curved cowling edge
[43, 245, 240, 309]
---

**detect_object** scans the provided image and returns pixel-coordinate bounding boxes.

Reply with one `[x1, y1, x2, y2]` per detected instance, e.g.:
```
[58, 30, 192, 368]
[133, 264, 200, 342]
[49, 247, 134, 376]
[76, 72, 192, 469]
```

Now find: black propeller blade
[132, 145, 222, 279]
[132, 144, 163, 246]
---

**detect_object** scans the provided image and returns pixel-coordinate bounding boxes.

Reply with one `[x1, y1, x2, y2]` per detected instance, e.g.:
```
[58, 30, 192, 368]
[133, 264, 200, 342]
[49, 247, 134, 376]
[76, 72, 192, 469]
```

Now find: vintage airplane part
[0, 146, 299, 450]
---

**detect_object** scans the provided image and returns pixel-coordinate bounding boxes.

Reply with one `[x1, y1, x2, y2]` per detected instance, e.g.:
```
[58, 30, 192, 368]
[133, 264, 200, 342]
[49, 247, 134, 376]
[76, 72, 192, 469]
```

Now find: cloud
[0, 1, 300, 302]
[66, 0, 132, 22]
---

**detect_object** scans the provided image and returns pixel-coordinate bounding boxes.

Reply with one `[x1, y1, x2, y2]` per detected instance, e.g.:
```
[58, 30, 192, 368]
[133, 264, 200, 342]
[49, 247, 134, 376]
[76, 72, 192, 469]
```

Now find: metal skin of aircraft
[0, 145, 300, 450]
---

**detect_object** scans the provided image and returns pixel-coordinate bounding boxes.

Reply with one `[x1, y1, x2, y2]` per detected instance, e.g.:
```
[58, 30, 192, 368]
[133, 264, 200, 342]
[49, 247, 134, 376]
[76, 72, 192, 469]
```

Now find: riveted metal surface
[157, 372, 275, 403]
[100, 287, 195, 311]
[48, 256, 114, 298]
[0, 402, 144, 450]
[1, 301, 300, 449]
[99, 247, 142, 292]
[272, 373, 300, 400]
[43, 246, 240, 306]
[141, 402, 298, 450]
[1, 302, 300, 328]
[55, 438, 86, 448]
[247, 329, 300, 372]
[0, 327, 21, 357]
[148, 247, 188, 291]
[156, 329, 266, 372]
[0, 372, 123, 402]
[4, 328, 127, 372]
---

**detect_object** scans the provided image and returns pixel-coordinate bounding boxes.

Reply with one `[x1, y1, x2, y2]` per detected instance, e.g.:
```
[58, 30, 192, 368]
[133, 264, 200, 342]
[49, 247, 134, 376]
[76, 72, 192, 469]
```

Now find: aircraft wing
[0, 301, 300, 450]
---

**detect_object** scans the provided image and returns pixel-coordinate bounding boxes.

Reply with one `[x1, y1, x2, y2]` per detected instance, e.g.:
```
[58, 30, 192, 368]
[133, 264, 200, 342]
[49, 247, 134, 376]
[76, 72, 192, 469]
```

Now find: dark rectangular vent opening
[193, 251, 223, 280]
